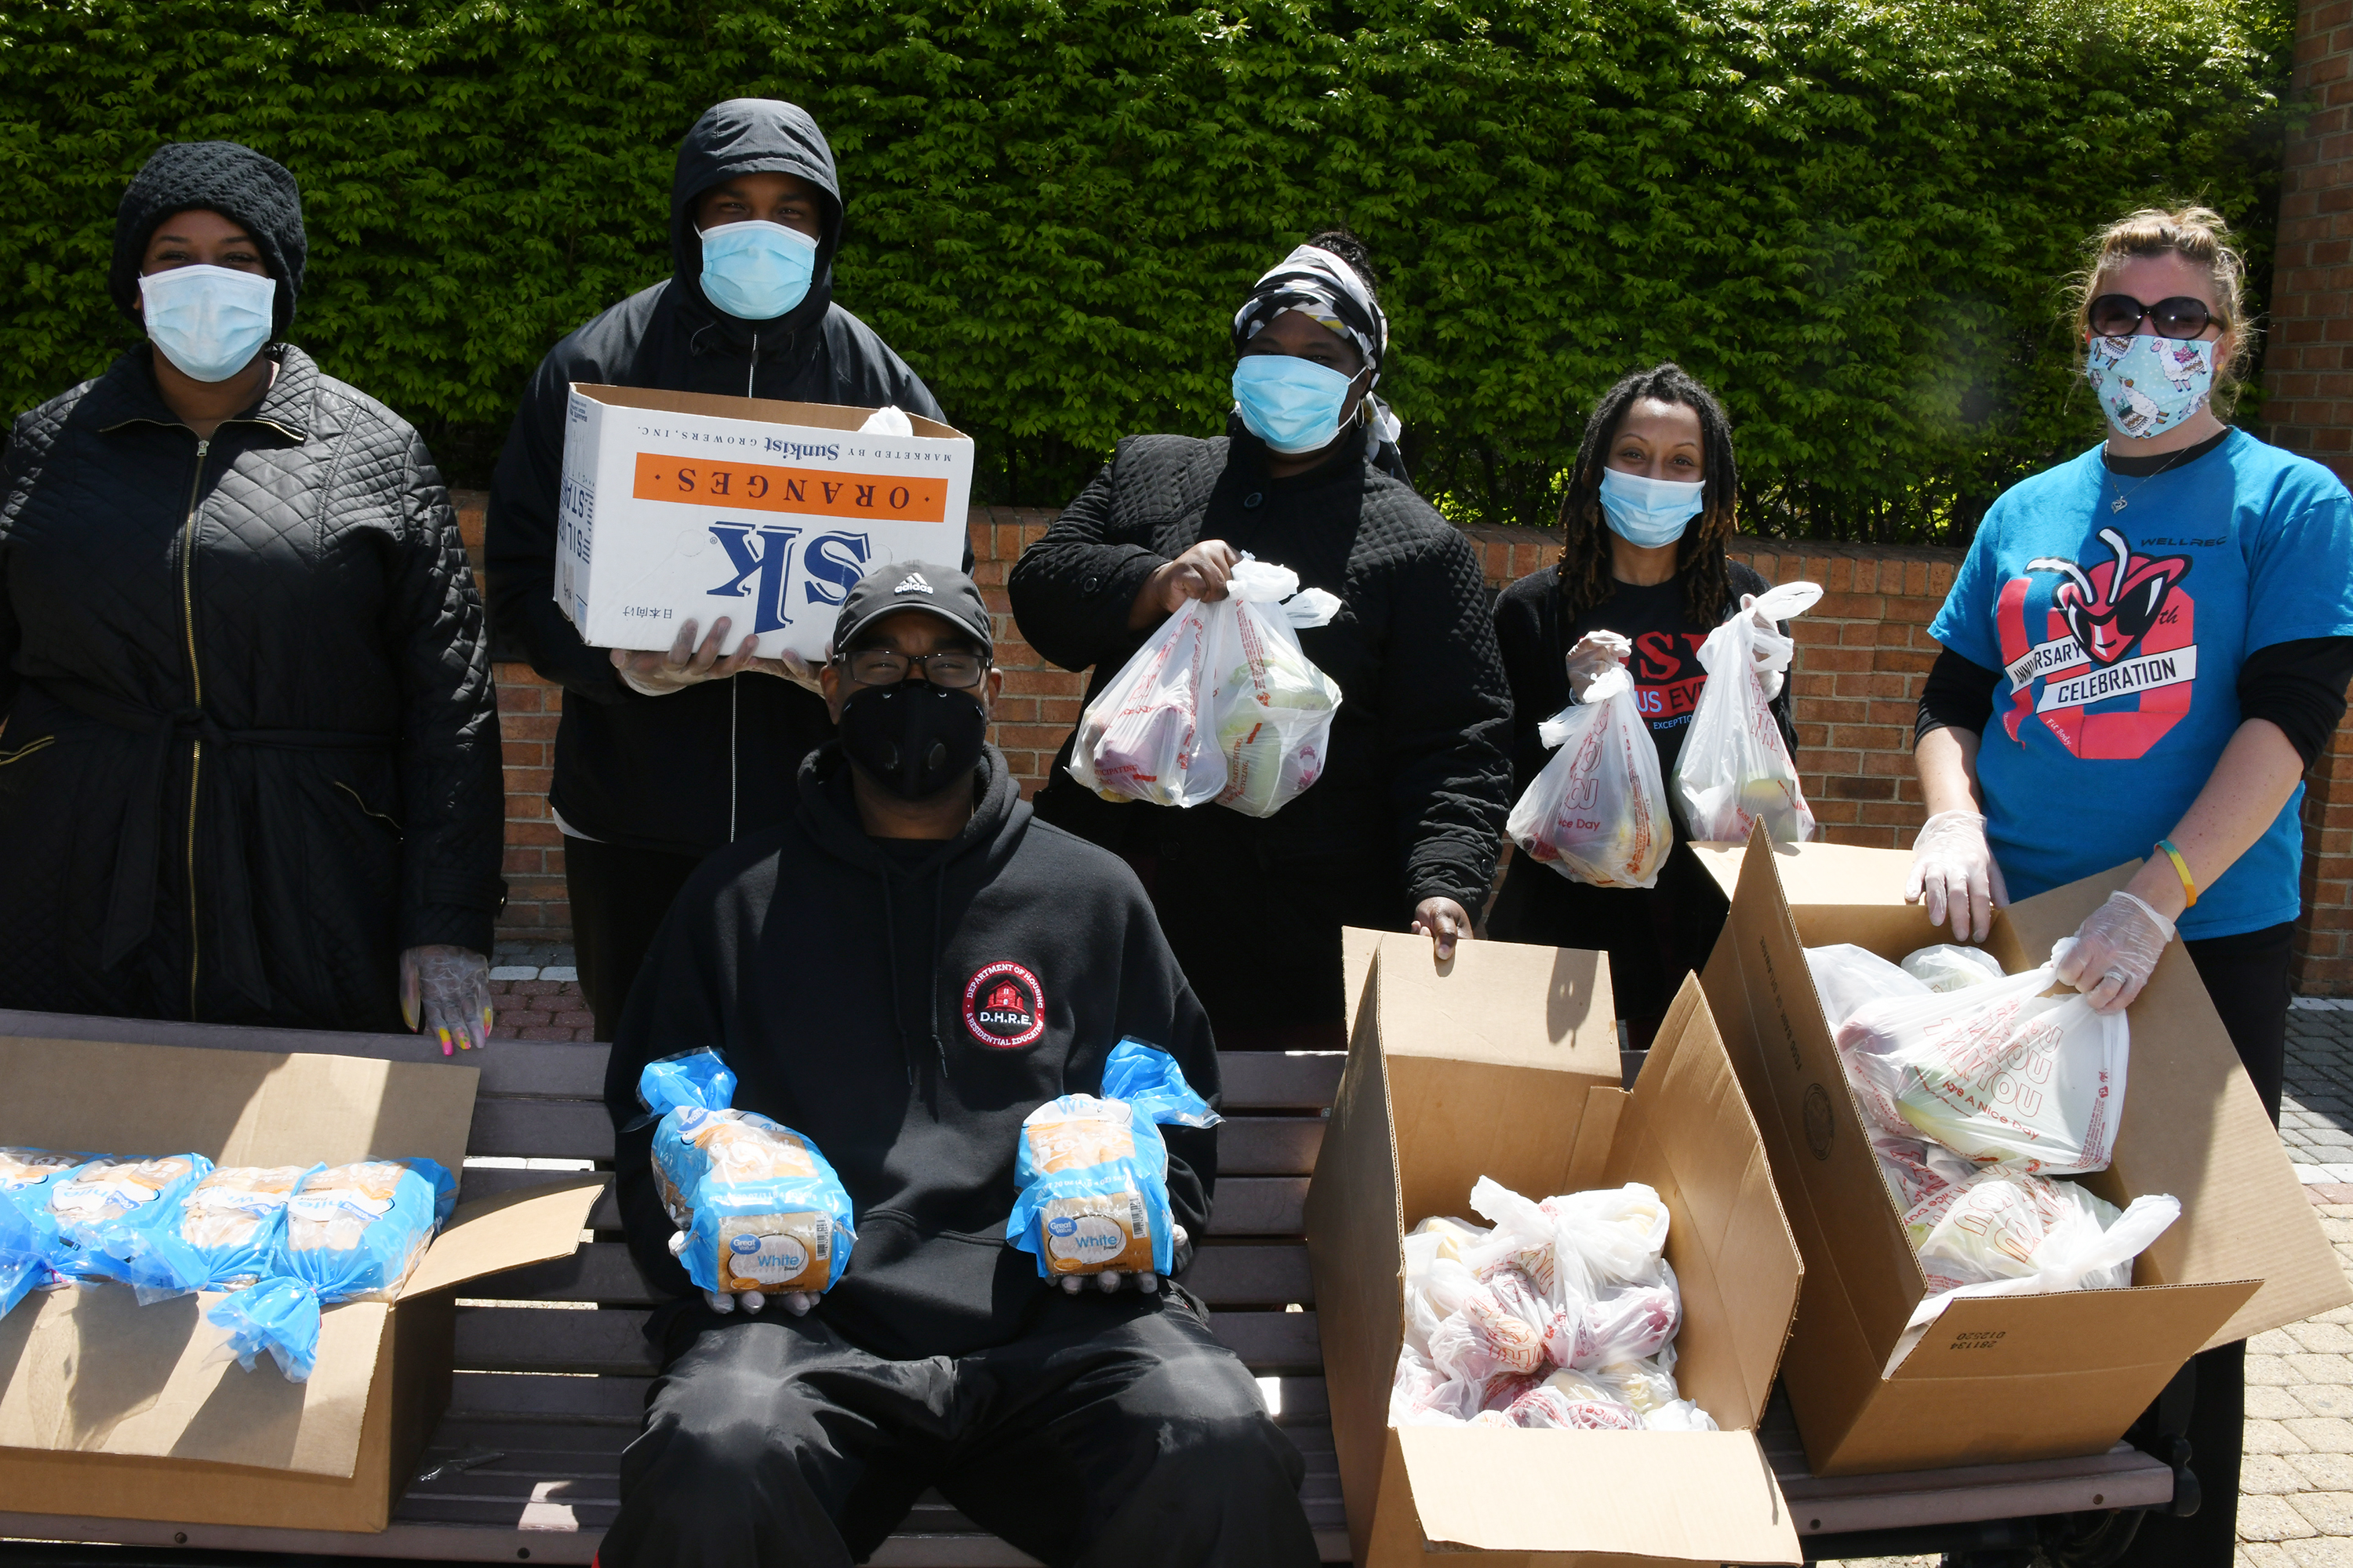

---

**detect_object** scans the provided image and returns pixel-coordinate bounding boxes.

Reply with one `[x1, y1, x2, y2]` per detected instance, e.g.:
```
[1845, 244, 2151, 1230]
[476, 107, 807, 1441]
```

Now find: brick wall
[2262, 0, 2353, 991]
[459, 496, 2353, 992]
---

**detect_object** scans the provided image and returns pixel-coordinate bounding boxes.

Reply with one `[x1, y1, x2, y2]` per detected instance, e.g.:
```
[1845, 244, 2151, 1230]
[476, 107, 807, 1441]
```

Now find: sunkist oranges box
[1305, 929, 1806, 1568]
[1691, 831, 2348, 1477]
[0, 1035, 603, 1533]
[555, 384, 976, 663]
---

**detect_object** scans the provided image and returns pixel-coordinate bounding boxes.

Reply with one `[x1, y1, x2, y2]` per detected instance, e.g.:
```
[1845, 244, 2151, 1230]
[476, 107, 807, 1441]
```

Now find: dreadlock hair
[1555, 363, 1740, 626]
[1300, 227, 1378, 300]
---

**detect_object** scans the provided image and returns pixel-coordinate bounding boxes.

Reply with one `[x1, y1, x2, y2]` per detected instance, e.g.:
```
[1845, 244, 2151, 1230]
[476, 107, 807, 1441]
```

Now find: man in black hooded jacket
[599, 562, 1318, 1568]
[486, 98, 953, 1038]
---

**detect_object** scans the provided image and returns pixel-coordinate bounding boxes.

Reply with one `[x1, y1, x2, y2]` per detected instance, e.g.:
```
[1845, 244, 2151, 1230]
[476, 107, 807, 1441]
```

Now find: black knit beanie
[109, 142, 306, 337]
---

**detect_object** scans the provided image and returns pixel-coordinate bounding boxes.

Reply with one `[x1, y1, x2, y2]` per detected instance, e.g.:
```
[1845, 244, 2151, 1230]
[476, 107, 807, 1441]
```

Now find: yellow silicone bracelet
[2156, 839, 2197, 908]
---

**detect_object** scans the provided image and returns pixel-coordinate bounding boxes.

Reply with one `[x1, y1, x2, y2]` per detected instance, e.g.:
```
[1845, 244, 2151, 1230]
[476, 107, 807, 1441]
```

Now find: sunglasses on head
[2087, 293, 2219, 340]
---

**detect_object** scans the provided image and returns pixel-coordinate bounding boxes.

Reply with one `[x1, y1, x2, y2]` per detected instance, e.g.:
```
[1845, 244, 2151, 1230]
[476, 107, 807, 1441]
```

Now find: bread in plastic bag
[0, 1187, 44, 1320]
[640, 1051, 857, 1298]
[108, 1163, 321, 1303]
[1806, 944, 1933, 1031]
[209, 1158, 457, 1381]
[1009, 1039, 1220, 1278]
[42, 1154, 214, 1282]
[1674, 580, 1821, 844]
[1901, 944, 2007, 993]
[1836, 943, 2129, 1174]
[1209, 558, 1344, 818]
[1506, 667, 1671, 890]
[1902, 1168, 2179, 1329]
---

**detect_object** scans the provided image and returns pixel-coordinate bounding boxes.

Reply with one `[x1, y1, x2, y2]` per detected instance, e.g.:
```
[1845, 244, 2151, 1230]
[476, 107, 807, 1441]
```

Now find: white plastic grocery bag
[1904, 1168, 2179, 1330]
[1067, 597, 1226, 807]
[1067, 556, 1340, 813]
[1835, 943, 2129, 1175]
[1506, 668, 1671, 889]
[1675, 580, 1822, 843]
[1206, 558, 1344, 818]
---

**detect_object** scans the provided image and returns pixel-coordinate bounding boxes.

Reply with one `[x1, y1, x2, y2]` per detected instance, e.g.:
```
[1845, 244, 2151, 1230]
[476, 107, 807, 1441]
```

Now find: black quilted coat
[1005, 420, 1513, 1039]
[0, 346, 504, 1029]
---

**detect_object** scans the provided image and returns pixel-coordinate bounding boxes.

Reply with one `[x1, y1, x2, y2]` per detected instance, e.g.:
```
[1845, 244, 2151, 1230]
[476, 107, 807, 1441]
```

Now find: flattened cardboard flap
[406, 1174, 609, 1297]
[1387, 1426, 1799, 1564]
[0, 1036, 476, 1181]
[575, 383, 966, 441]
[0, 1287, 390, 1479]
[1602, 977, 1802, 1433]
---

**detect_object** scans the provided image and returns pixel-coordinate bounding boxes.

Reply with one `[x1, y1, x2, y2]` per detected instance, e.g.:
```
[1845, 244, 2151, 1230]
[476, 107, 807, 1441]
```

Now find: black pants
[601, 1293, 1321, 1568]
[2115, 921, 2293, 1568]
[562, 835, 707, 1042]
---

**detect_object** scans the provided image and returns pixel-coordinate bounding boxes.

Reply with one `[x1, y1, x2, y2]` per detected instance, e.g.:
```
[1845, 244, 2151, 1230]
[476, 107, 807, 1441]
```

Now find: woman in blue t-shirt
[1912, 206, 2353, 1568]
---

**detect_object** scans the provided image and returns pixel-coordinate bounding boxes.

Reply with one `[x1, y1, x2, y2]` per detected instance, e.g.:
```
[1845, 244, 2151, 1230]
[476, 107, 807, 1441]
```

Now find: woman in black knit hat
[0, 141, 504, 1049]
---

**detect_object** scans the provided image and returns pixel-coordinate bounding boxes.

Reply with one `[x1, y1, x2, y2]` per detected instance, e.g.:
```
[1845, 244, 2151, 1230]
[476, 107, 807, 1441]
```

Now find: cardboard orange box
[1306, 930, 1806, 1568]
[0, 1035, 603, 1533]
[1694, 833, 2349, 1477]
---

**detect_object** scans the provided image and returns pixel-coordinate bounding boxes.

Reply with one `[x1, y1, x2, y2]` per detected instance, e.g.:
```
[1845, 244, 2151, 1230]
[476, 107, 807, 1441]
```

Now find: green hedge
[0, 0, 2293, 539]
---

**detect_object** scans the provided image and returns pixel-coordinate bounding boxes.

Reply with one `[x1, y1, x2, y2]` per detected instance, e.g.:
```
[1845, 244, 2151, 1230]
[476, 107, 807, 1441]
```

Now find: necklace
[2103, 442, 2195, 513]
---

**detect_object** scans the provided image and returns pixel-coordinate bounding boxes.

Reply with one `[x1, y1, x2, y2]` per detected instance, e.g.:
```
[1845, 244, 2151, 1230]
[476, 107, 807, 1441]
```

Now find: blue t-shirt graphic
[1930, 430, 2353, 939]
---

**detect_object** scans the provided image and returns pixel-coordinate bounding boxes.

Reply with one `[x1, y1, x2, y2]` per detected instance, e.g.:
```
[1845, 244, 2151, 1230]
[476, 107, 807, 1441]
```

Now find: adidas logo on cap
[893, 573, 934, 595]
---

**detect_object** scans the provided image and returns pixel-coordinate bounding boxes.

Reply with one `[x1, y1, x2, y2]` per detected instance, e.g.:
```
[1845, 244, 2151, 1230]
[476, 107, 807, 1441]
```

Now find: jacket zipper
[747, 333, 758, 398]
[180, 438, 211, 1011]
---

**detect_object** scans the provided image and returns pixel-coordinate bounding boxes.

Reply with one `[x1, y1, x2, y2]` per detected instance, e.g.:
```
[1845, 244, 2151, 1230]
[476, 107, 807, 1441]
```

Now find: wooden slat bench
[0, 1009, 2173, 1565]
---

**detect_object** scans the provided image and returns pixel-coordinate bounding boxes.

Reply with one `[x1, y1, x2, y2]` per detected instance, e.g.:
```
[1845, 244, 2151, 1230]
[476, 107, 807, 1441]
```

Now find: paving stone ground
[486, 939, 593, 1042]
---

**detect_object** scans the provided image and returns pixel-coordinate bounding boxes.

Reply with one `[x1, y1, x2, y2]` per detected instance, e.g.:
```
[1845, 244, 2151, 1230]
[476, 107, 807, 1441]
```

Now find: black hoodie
[485, 100, 954, 855]
[603, 744, 1220, 1361]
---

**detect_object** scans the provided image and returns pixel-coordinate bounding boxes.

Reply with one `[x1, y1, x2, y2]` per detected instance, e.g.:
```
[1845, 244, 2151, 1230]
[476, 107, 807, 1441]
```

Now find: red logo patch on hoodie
[962, 962, 1046, 1048]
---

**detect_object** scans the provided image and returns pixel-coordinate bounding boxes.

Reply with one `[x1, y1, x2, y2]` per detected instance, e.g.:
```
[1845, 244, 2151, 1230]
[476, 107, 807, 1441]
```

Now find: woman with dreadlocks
[1486, 363, 1795, 1048]
[1009, 229, 1512, 1049]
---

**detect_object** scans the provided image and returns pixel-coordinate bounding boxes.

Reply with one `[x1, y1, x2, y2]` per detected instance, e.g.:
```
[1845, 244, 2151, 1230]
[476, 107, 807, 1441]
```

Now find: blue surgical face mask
[138, 264, 278, 384]
[1232, 354, 1362, 454]
[2085, 333, 2214, 440]
[699, 220, 820, 322]
[1598, 467, 1706, 548]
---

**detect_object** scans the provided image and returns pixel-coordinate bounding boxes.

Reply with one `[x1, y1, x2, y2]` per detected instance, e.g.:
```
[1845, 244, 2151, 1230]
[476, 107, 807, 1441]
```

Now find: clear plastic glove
[1565, 631, 1633, 703]
[2053, 891, 2176, 1014]
[400, 944, 490, 1056]
[758, 646, 828, 697]
[1740, 594, 1794, 702]
[1054, 1224, 1187, 1295]
[1905, 809, 2009, 943]
[664, 1228, 817, 1316]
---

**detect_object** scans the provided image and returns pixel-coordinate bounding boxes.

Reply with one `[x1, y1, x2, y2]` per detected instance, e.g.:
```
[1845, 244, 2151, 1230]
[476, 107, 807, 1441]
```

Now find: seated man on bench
[600, 562, 1320, 1568]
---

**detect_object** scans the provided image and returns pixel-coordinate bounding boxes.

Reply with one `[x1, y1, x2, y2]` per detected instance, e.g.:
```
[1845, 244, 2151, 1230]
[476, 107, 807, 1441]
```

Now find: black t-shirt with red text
[1490, 560, 1794, 800]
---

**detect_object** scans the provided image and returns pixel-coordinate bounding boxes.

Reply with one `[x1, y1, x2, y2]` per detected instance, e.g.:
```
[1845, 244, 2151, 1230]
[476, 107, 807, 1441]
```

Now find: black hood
[669, 98, 842, 339]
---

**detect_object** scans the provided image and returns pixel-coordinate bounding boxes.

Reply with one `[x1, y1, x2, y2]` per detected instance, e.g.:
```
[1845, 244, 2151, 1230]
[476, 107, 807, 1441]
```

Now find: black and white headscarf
[1231, 244, 1404, 449]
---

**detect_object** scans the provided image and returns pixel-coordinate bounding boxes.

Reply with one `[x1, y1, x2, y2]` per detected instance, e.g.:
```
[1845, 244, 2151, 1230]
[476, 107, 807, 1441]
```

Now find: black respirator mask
[838, 681, 989, 801]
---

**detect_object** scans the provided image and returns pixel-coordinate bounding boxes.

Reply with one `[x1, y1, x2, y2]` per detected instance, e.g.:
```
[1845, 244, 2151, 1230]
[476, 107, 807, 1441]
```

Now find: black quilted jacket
[1006, 421, 1512, 1028]
[0, 346, 503, 1029]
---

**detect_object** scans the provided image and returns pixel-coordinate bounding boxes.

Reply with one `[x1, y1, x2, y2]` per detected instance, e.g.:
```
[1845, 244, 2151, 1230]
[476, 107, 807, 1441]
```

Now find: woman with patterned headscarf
[1009, 230, 1513, 1049]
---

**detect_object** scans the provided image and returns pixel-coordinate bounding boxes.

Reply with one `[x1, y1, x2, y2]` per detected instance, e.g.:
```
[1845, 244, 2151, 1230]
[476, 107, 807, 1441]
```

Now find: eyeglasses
[837, 647, 989, 689]
[2087, 294, 2220, 340]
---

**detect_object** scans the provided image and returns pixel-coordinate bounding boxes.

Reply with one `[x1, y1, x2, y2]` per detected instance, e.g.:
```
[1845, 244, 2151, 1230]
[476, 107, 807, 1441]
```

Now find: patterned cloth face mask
[2085, 334, 2214, 441]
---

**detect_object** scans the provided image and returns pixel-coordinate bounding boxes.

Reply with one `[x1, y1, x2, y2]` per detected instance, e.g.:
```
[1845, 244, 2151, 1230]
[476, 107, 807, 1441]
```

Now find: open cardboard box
[1693, 831, 2350, 1476]
[0, 1035, 604, 1532]
[1307, 929, 1805, 1567]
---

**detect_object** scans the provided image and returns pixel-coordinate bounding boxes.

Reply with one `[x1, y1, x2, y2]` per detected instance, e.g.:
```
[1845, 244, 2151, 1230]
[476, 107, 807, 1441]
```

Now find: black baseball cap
[831, 561, 994, 657]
